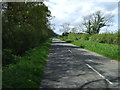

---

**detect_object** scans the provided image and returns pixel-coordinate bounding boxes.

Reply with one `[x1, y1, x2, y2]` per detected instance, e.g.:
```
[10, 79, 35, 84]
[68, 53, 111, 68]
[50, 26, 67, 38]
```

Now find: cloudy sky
[44, 0, 119, 34]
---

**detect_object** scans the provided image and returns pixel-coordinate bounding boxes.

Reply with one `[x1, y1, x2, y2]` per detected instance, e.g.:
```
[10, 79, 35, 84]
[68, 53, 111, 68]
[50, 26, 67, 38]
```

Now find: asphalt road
[40, 38, 119, 89]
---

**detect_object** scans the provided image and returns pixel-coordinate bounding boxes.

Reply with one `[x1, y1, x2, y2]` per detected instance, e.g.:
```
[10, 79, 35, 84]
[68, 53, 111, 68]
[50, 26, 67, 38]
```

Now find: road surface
[40, 38, 119, 89]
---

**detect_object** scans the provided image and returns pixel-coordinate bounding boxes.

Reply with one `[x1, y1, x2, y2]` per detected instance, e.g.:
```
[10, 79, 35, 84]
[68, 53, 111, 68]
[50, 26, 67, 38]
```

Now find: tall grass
[2, 39, 52, 88]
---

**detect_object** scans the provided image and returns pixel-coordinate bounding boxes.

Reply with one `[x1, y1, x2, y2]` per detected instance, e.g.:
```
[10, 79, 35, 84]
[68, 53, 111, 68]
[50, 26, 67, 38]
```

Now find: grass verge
[2, 38, 52, 88]
[59, 37, 119, 61]
[72, 40, 119, 61]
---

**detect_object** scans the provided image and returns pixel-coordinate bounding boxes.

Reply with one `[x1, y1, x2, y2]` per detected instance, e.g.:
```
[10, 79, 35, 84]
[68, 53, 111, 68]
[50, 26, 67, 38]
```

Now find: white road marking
[88, 60, 94, 62]
[86, 64, 113, 85]
[68, 50, 72, 53]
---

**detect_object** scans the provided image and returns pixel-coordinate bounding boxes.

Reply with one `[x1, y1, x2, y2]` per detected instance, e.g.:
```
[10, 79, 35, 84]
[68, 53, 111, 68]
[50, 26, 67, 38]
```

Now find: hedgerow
[2, 39, 52, 88]
[66, 33, 118, 45]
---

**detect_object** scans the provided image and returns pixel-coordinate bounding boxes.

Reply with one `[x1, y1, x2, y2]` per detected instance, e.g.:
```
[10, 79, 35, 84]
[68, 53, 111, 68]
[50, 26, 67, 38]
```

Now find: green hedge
[67, 33, 118, 45]
[68, 33, 90, 40]
[2, 39, 52, 88]
[89, 33, 118, 44]
[65, 39, 73, 43]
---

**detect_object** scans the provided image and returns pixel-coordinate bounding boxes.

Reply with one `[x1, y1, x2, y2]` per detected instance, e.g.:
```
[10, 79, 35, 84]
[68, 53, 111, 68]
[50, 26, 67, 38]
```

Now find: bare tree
[82, 15, 92, 34]
[59, 22, 70, 34]
[78, 23, 87, 33]
[71, 27, 77, 33]
[82, 10, 113, 34]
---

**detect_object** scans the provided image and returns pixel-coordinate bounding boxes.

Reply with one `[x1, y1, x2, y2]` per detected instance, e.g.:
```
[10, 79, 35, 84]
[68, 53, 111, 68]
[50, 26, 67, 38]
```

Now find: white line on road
[88, 60, 94, 62]
[86, 64, 113, 85]
[68, 50, 72, 53]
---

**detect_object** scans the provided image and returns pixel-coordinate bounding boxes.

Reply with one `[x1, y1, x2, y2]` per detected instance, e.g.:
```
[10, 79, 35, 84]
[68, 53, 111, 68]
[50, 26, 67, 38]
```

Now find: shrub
[68, 33, 90, 41]
[66, 39, 73, 43]
[89, 33, 118, 44]
[79, 34, 90, 40]
[60, 33, 118, 45]
[2, 39, 51, 88]
[2, 49, 16, 66]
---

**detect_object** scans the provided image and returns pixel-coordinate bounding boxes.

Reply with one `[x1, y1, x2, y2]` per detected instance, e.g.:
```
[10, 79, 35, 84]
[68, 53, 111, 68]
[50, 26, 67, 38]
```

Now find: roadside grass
[59, 37, 119, 61]
[2, 39, 52, 88]
[65, 39, 73, 43]
[71, 40, 119, 61]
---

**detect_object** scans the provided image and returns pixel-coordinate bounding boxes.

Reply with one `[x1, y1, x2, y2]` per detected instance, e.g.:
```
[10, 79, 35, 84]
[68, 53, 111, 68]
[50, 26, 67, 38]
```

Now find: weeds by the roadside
[2, 39, 52, 88]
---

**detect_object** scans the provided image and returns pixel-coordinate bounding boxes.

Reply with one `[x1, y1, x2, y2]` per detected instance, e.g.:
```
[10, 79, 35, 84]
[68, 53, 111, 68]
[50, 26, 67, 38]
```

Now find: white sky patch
[89, 0, 119, 2]
[111, 7, 118, 15]
[44, 0, 118, 34]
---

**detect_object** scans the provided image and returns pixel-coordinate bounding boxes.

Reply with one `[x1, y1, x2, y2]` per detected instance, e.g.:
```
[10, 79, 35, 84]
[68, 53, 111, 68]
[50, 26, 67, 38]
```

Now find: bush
[68, 33, 90, 41]
[60, 33, 118, 45]
[66, 39, 73, 43]
[89, 33, 118, 44]
[79, 34, 90, 40]
[68, 33, 77, 40]
[59, 36, 68, 41]
[2, 49, 16, 66]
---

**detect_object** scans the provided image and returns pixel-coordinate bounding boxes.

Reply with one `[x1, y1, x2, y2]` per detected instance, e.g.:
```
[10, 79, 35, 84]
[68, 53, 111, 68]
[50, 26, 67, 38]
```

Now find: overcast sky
[44, 0, 119, 34]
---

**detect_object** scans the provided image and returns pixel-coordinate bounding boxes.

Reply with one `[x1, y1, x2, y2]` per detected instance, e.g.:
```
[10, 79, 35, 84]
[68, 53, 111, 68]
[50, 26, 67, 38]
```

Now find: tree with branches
[82, 10, 113, 34]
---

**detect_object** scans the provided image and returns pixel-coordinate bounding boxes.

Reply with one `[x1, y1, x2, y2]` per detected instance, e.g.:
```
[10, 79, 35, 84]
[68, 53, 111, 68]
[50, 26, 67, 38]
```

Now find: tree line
[60, 10, 114, 35]
[2, 2, 55, 65]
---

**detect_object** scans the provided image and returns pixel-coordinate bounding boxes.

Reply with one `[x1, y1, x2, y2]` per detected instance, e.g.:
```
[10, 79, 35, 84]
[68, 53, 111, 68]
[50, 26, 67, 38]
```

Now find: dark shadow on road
[107, 76, 120, 85]
[51, 44, 83, 49]
[50, 44, 109, 61]
[40, 41, 119, 88]
[79, 79, 111, 89]
[52, 41, 68, 43]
